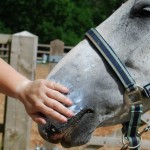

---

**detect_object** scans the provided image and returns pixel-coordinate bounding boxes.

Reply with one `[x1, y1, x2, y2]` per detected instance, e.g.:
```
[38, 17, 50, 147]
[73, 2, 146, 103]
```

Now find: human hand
[15, 79, 74, 124]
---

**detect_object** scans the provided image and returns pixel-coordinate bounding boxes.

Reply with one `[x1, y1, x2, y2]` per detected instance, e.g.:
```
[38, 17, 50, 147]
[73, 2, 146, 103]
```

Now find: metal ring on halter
[122, 133, 142, 149]
[137, 85, 145, 94]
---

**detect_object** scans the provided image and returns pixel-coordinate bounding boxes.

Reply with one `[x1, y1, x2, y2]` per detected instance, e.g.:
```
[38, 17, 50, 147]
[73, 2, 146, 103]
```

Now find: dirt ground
[1, 63, 150, 150]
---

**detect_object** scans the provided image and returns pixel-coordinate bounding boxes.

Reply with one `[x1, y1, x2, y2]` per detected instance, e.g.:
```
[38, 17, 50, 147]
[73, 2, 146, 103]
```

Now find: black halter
[85, 28, 150, 150]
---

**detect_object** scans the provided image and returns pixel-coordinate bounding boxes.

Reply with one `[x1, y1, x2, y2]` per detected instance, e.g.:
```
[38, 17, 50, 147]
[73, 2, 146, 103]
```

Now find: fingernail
[63, 87, 69, 93]
[61, 117, 67, 123]
[69, 111, 75, 117]
[68, 100, 73, 106]
[42, 120, 47, 124]
[39, 119, 46, 125]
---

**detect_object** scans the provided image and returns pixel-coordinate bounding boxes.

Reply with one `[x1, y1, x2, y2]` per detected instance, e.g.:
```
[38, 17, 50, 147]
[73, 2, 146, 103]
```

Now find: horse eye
[130, 1, 150, 18]
[137, 7, 150, 17]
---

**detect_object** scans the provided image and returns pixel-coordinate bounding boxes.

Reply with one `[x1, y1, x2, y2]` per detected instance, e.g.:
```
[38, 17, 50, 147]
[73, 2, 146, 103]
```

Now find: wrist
[15, 79, 31, 101]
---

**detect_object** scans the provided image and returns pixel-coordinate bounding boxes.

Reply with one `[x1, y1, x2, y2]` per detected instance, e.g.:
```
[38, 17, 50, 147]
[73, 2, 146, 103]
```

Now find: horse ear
[130, 0, 150, 18]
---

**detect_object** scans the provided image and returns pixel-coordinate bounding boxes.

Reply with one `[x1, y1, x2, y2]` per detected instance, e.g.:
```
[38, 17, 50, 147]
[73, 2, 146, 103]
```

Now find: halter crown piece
[85, 28, 150, 150]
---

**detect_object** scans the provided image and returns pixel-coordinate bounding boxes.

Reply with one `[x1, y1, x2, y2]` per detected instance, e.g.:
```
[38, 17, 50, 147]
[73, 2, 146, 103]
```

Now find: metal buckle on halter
[124, 86, 143, 107]
[121, 132, 142, 150]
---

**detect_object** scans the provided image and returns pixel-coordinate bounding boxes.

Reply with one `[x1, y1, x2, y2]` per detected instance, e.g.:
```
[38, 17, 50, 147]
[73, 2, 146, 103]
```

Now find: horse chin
[38, 108, 96, 147]
[60, 126, 92, 148]
[45, 125, 92, 148]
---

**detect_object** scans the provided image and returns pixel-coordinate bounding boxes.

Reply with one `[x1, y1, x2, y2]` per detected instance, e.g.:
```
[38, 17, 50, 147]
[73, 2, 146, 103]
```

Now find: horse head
[38, 0, 150, 148]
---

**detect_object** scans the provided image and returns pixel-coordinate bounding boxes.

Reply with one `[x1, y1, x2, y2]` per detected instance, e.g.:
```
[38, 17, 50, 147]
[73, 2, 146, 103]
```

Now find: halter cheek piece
[85, 28, 150, 150]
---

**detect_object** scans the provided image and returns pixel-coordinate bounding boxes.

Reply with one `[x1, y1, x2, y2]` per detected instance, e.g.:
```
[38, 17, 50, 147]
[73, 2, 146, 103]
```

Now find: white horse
[38, 0, 150, 148]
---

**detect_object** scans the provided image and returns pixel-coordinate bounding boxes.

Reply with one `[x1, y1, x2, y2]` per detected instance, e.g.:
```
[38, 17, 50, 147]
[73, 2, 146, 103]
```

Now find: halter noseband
[85, 28, 150, 150]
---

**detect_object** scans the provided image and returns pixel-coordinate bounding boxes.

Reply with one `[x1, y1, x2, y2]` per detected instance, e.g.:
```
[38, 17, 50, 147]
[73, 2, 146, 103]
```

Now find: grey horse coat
[38, 0, 150, 148]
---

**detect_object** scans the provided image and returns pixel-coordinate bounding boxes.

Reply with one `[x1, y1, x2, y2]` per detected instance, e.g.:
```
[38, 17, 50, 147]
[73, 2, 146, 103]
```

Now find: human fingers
[30, 113, 46, 124]
[46, 81, 69, 93]
[44, 96, 74, 118]
[38, 103, 70, 123]
[46, 88, 73, 106]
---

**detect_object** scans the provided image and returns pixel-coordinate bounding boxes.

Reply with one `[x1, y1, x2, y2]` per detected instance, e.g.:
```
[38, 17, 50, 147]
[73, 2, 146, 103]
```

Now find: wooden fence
[0, 34, 11, 61]
[37, 41, 73, 64]
[0, 32, 37, 150]
[0, 40, 73, 63]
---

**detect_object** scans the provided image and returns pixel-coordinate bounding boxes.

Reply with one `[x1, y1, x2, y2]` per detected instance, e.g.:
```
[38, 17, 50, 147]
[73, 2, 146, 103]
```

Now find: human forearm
[0, 58, 30, 98]
[0, 58, 74, 124]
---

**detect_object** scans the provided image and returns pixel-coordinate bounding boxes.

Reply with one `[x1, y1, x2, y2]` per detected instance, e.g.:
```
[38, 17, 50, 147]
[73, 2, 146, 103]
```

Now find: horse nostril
[86, 109, 95, 114]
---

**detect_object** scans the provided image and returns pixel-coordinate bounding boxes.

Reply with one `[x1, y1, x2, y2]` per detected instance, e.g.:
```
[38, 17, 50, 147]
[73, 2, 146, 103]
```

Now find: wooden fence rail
[0, 40, 73, 63]
[37, 42, 73, 63]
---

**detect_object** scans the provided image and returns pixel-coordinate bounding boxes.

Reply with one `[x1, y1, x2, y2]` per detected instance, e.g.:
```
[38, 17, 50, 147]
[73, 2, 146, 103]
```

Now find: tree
[89, 0, 125, 25]
[0, 0, 124, 45]
[0, 21, 11, 33]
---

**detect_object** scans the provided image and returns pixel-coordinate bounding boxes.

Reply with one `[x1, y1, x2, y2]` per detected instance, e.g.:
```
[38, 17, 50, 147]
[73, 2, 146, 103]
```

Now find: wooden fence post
[49, 39, 64, 69]
[3, 31, 38, 150]
[44, 39, 64, 150]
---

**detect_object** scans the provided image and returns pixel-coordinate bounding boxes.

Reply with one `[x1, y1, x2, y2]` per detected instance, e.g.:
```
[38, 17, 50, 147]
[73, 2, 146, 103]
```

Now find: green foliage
[0, 21, 11, 33]
[90, 0, 125, 25]
[0, 0, 124, 45]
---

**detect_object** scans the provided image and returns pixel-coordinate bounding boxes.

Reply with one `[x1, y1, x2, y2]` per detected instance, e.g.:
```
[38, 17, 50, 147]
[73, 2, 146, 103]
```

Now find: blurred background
[0, 0, 125, 46]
